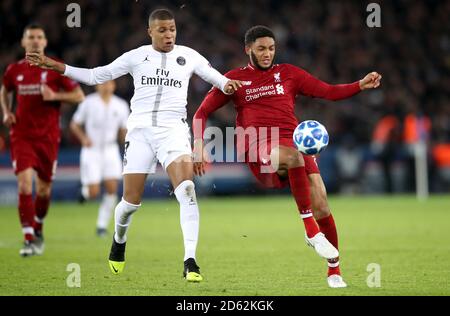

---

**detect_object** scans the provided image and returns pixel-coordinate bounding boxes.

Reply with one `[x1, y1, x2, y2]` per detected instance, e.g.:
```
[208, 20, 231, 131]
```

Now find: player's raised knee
[274, 146, 304, 169]
[174, 180, 196, 202]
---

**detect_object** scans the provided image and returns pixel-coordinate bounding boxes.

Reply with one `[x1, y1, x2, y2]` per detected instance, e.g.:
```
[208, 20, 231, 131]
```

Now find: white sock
[97, 193, 117, 230]
[22, 227, 35, 236]
[114, 198, 140, 244]
[81, 186, 90, 200]
[174, 180, 199, 261]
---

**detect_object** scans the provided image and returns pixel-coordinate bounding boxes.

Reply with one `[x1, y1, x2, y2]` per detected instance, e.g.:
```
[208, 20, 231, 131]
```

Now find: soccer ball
[293, 120, 329, 155]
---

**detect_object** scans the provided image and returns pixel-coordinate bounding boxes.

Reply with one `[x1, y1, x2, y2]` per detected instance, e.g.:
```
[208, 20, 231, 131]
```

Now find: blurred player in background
[193, 25, 381, 288]
[26, 9, 241, 281]
[0, 24, 85, 257]
[70, 80, 129, 237]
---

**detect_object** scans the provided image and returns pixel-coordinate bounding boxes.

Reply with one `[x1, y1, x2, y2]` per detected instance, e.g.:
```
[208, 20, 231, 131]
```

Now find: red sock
[317, 214, 338, 249]
[288, 166, 320, 238]
[18, 194, 35, 241]
[327, 260, 341, 277]
[317, 214, 341, 276]
[34, 196, 50, 234]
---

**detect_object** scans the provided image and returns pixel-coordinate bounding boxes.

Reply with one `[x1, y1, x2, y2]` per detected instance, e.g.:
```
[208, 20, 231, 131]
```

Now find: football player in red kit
[193, 25, 381, 288]
[0, 24, 85, 256]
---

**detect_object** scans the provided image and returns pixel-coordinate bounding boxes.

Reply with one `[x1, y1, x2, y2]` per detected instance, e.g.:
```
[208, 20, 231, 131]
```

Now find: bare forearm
[54, 87, 85, 104]
[118, 128, 127, 145]
[70, 121, 87, 143]
[0, 86, 12, 113]
[47, 59, 66, 74]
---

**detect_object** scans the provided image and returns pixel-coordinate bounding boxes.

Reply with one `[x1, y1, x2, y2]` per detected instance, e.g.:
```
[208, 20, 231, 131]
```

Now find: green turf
[0, 195, 449, 296]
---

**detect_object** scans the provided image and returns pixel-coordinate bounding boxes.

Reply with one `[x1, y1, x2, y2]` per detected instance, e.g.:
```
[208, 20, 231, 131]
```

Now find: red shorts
[246, 137, 320, 189]
[10, 137, 59, 182]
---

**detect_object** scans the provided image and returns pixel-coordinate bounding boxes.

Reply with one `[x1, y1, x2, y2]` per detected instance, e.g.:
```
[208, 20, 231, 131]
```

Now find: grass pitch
[0, 195, 449, 296]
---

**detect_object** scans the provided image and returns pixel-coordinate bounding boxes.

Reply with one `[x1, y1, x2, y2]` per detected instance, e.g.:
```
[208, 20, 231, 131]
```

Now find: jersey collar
[150, 44, 177, 54]
[247, 62, 276, 72]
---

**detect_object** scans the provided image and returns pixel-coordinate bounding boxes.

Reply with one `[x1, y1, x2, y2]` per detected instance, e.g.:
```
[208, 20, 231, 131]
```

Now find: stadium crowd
[1, 0, 449, 193]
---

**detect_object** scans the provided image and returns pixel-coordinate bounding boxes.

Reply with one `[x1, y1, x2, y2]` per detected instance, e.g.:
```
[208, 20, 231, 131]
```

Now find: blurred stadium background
[0, 0, 449, 203]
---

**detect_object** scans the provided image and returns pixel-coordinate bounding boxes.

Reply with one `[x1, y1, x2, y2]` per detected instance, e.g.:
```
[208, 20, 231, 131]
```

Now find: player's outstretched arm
[297, 67, 382, 101]
[193, 52, 243, 95]
[27, 51, 130, 86]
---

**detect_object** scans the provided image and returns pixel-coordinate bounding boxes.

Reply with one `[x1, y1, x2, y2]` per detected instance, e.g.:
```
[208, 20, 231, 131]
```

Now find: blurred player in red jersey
[193, 26, 381, 288]
[0, 24, 85, 257]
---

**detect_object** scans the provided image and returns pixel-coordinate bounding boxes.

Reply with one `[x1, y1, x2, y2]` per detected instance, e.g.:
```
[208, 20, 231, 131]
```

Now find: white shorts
[122, 121, 192, 174]
[80, 144, 123, 185]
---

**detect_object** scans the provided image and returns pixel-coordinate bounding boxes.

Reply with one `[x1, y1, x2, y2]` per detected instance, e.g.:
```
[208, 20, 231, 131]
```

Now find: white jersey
[72, 93, 129, 148]
[64, 45, 229, 128]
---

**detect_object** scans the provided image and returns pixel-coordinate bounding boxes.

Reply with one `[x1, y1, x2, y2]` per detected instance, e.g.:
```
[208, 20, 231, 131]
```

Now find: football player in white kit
[70, 81, 129, 237]
[27, 8, 242, 282]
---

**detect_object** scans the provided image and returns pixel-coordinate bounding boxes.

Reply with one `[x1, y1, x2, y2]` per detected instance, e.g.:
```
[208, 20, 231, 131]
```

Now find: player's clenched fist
[359, 72, 382, 90]
[2, 111, 16, 127]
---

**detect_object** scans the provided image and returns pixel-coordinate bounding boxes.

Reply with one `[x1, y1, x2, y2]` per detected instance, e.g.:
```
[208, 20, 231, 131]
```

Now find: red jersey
[2, 59, 79, 141]
[194, 63, 361, 140]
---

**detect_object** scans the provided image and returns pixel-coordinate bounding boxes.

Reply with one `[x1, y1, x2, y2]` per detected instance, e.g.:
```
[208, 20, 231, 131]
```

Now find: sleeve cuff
[220, 77, 231, 95]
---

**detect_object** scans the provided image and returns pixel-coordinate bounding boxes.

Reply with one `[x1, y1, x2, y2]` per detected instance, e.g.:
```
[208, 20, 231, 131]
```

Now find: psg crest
[177, 56, 186, 66]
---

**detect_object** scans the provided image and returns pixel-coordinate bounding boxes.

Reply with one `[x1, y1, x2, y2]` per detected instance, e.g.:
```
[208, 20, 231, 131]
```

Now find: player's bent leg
[309, 173, 346, 287]
[166, 155, 203, 282]
[108, 174, 145, 275]
[273, 146, 338, 259]
[17, 168, 37, 256]
[96, 180, 117, 237]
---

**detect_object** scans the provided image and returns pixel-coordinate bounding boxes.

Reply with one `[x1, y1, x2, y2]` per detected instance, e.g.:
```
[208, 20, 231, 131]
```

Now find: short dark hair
[244, 25, 275, 46]
[149, 8, 175, 24]
[23, 23, 45, 36]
